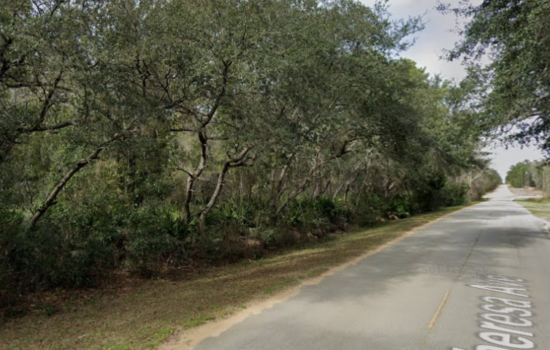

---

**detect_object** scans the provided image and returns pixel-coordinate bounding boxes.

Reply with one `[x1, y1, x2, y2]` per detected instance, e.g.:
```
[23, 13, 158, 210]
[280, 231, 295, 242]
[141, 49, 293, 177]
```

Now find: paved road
[192, 185, 550, 350]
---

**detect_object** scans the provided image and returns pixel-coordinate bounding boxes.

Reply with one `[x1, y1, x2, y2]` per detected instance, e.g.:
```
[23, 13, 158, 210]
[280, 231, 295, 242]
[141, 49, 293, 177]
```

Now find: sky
[358, 0, 544, 181]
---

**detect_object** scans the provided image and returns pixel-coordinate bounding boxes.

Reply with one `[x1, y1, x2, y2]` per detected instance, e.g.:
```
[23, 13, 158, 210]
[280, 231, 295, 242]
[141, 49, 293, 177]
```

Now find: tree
[0, 0, 503, 309]
[506, 160, 536, 188]
[441, 0, 550, 153]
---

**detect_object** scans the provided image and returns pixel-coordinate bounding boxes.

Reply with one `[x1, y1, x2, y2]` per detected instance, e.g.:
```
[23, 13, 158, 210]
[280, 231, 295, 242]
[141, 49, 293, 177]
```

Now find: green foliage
[388, 197, 413, 219]
[413, 172, 448, 212]
[123, 207, 185, 275]
[205, 200, 256, 229]
[440, 183, 470, 207]
[443, 0, 550, 154]
[284, 196, 346, 232]
[353, 194, 388, 225]
[0, 207, 25, 309]
[504, 160, 550, 193]
[506, 161, 534, 188]
[413, 173, 469, 212]
[0, 0, 501, 311]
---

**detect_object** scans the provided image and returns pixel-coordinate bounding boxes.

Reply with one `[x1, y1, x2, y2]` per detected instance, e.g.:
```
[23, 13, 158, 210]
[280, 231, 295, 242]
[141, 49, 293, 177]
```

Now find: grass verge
[516, 197, 550, 223]
[0, 204, 471, 350]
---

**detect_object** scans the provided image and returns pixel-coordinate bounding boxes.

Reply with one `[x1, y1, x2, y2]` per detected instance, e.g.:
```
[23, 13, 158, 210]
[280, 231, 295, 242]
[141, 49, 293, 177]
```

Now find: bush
[388, 196, 414, 218]
[440, 182, 469, 207]
[0, 207, 25, 311]
[0, 204, 120, 296]
[283, 196, 345, 232]
[123, 207, 185, 276]
[0, 198, 194, 310]
[0, 167, 477, 314]
[125, 232, 180, 275]
[351, 193, 391, 224]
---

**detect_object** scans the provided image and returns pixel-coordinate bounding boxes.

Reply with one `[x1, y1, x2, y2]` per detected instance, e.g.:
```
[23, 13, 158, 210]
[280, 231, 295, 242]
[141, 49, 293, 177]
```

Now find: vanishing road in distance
[189, 185, 550, 350]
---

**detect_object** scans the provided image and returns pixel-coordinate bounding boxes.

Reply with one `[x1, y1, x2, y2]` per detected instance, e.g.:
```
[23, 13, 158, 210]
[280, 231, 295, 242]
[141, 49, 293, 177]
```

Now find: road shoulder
[1, 204, 476, 350]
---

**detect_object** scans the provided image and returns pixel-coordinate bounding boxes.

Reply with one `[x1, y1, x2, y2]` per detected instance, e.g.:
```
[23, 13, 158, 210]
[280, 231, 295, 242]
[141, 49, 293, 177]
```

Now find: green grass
[0, 205, 470, 350]
[517, 197, 550, 223]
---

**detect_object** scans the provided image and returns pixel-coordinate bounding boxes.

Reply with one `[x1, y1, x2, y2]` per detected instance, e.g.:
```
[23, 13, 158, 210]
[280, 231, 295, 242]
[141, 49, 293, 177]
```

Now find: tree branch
[27, 133, 127, 230]
[200, 60, 232, 128]
[27, 120, 77, 132]
[197, 147, 252, 230]
[36, 68, 64, 127]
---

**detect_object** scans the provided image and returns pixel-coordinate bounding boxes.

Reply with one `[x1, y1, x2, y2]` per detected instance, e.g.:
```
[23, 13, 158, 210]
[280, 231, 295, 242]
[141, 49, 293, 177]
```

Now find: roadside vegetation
[0, 0, 503, 321]
[516, 198, 550, 224]
[441, 0, 550, 154]
[506, 160, 550, 193]
[0, 205, 469, 350]
[506, 160, 550, 222]
[504, 159, 550, 223]
[445, 0, 550, 219]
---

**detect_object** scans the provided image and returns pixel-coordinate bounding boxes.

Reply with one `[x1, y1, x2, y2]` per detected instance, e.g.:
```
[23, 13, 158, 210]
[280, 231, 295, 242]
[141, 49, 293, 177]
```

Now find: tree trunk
[318, 180, 331, 197]
[272, 145, 350, 220]
[198, 147, 252, 232]
[27, 133, 125, 230]
[344, 183, 351, 207]
[28, 147, 104, 230]
[273, 177, 311, 220]
[269, 153, 294, 210]
[183, 130, 208, 224]
[178, 59, 231, 224]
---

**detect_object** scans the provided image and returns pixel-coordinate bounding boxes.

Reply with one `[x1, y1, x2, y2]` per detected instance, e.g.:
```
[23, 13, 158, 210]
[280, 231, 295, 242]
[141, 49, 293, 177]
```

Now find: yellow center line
[429, 291, 451, 329]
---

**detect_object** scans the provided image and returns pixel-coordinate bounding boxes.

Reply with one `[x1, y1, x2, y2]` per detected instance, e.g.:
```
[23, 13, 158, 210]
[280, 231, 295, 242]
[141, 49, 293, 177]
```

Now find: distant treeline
[506, 161, 550, 191]
[0, 0, 500, 312]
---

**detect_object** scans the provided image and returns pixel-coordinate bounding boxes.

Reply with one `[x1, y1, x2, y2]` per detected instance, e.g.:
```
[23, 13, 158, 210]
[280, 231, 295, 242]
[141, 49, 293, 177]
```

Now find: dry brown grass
[0, 205, 469, 350]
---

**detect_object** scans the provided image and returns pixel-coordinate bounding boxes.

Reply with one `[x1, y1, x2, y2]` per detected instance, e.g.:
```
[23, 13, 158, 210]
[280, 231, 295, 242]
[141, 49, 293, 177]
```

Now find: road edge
[158, 202, 482, 350]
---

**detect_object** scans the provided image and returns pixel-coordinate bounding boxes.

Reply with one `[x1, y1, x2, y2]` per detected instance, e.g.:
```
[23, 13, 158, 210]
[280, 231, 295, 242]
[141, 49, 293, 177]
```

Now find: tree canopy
[441, 0, 550, 153]
[1, 0, 500, 311]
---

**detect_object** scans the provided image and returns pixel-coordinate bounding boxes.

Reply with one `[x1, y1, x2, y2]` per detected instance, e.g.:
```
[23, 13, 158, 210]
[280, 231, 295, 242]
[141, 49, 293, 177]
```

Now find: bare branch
[200, 59, 232, 128]
[28, 120, 77, 132]
[177, 167, 201, 180]
[28, 147, 103, 230]
[27, 132, 128, 230]
[36, 68, 64, 126]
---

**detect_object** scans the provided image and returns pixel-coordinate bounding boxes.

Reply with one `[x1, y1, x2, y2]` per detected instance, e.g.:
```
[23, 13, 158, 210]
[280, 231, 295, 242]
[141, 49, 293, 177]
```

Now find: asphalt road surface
[192, 185, 550, 350]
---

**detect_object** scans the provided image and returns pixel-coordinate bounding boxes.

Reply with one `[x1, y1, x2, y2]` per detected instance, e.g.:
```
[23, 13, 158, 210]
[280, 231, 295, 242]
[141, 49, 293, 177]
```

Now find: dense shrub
[0, 208, 25, 311]
[0, 201, 193, 311]
[388, 196, 414, 219]
[283, 196, 346, 233]
[440, 183, 469, 207]
[413, 174, 468, 212]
